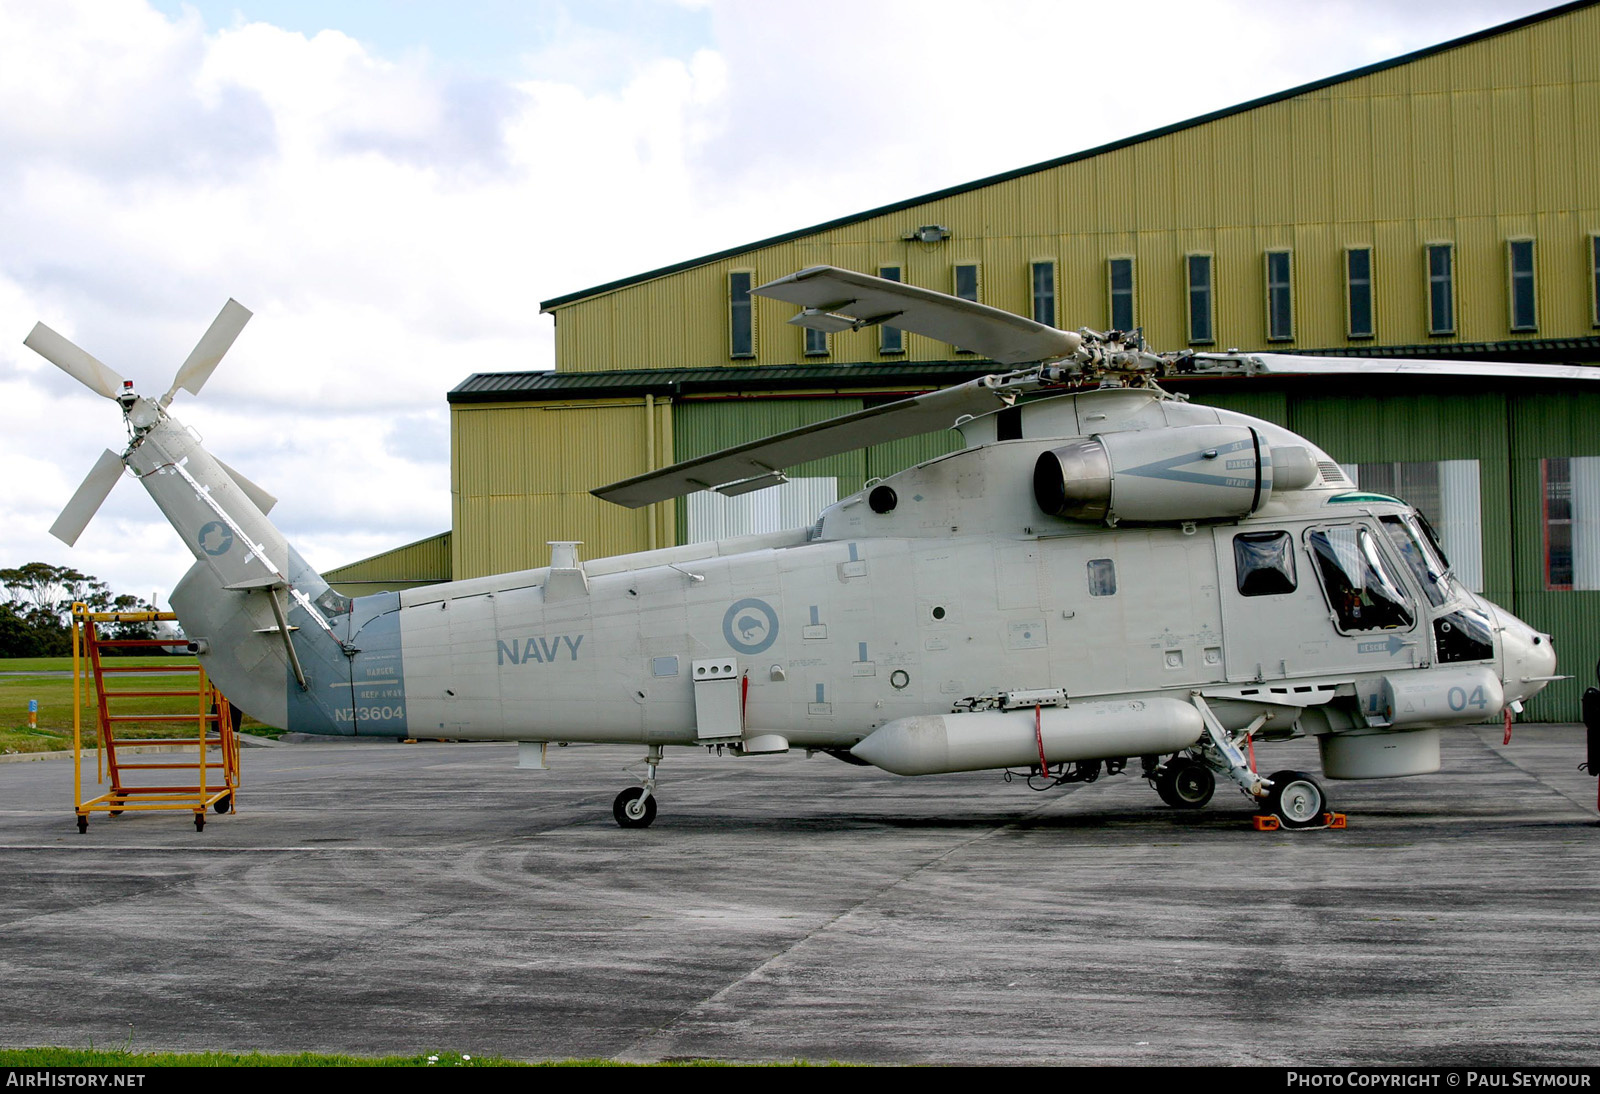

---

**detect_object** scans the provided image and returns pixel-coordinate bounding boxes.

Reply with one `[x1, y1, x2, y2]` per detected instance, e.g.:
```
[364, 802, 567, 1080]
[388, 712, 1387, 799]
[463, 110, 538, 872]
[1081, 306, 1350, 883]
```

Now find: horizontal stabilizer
[754, 266, 1081, 365]
[50, 449, 126, 546]
[593, 376, 1015, 508]
[216, 456, 278, 515]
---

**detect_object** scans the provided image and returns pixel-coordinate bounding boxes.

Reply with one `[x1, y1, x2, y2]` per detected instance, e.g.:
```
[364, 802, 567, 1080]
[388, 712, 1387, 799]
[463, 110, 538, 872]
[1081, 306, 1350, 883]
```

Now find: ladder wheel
[76, 815, 87, 834]
[213, 793, 232, 814]
[194, 814, 205, 832]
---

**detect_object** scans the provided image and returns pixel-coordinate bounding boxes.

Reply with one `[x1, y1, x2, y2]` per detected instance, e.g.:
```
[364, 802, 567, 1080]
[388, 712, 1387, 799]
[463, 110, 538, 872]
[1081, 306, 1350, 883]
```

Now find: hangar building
[327, 0, 1600, 720]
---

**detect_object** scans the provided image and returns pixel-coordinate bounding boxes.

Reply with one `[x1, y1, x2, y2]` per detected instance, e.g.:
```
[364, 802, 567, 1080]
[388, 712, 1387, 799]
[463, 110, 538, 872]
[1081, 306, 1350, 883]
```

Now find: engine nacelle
[1034, 425, 1317, 524]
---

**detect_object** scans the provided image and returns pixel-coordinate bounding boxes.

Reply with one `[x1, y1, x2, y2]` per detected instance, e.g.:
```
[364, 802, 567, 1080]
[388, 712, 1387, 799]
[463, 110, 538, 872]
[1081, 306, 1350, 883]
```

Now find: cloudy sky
[0, 0, 1558, 605]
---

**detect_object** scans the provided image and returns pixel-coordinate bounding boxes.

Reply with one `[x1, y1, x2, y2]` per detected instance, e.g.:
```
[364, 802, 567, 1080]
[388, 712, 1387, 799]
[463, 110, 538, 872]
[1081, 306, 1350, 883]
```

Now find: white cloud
[0, 0, 1555, 604]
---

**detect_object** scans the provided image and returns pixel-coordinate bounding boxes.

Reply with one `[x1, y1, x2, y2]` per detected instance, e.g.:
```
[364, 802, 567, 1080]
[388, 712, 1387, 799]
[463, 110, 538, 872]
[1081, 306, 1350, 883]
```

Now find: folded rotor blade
[50, 449, 126, 546]
[23, 323, 124, 400]
[163, 298, 252, 405]
[215, 456, 278, 515]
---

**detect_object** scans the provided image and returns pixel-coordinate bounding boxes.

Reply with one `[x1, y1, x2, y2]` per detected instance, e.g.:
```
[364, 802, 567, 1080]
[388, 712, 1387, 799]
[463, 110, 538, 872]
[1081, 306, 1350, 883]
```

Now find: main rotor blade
[1197, 352, 1600, 382]
[163, 298, 252, 404]
[23, 323, 124, 400]
[50, 449, 126, 546]
[754, 266, 1082, 365]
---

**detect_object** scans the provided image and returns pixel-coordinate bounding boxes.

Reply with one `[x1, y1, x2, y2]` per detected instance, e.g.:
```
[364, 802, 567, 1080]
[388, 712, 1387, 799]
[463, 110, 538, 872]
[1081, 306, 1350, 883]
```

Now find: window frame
[1107, 256, 1136, 332]
[878, 265, 904, 354]
[1507, 237, 1537, 333]
[1426, 243, 1455, 336]
[1185, 252, 1214, 345]
[1589, 234, 1599, 329]
[1265, 249, 1294, 342]
[728, 268, 756, 359]
[1544, 456, 1573, 591]
[1305, 523, 1417, 635]
[1345, 246, 1374, 339]
[952, 263, 980, 354]
[1031, 260, 1057, 328]
[803, 325, 829, 357]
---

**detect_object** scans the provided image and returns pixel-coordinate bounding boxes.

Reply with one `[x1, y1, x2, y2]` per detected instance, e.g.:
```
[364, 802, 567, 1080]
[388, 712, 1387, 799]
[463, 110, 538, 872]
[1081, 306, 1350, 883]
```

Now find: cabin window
[1308, 526, 1414, 633]
[1427, 244, 1454, 335]
[1265, 250, 1293, 342]
[1508, 239, 1537, 333]
[1032, 261, 1056, 327]
[729, 270, 755, 358]
[1108, 257, 1135, 331]
[804, 326, 828, 357]
[1087, 558, 1117, 597]
[1341, 461, 1482, 592]
[1346, 247, 1374, 339]
[1544, 456, 1600, 591]
[1234, 531, 1297, 596]
[1186, 254, 1213, 345]
[878, 265, 904, 354]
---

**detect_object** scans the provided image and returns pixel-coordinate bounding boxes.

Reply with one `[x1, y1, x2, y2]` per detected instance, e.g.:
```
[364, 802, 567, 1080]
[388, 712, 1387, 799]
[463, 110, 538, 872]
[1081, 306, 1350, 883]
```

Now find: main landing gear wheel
[1262, 769, 1327, 829]
[1155, 757, 1215, 809]
[612, 787, 657, 829]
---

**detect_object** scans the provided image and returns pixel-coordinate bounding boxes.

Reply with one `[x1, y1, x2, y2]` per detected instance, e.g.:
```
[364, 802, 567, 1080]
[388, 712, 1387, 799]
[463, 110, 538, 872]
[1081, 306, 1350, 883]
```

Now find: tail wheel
[1262, 769, 1327, 829]
[612, 786, 658, 829]
[1155, 757, 1215, 809]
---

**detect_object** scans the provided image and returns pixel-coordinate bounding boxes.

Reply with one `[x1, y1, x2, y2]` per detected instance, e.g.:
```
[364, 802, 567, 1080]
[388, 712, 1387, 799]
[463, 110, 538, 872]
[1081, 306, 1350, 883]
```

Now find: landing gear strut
[613, 744, 662, 828]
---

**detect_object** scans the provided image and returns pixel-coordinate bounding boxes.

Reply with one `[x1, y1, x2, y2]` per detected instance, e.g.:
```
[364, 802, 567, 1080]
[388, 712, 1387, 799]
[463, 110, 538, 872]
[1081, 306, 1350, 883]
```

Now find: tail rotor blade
[50, 449, 126, 546]
[23, 323, 124, 400]
[163, 298, 252, 405]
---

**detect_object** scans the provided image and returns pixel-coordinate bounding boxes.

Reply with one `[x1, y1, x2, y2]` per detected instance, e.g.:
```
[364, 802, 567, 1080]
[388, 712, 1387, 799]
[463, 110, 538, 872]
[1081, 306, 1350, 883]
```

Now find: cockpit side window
[1308, 525, 1415, 632]
[1234, 531, 1297, 596]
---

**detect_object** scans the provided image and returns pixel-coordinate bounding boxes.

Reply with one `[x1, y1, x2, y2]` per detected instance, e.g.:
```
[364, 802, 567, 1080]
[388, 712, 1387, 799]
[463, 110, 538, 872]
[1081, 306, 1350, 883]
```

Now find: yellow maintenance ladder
[72, 605, 241, 832]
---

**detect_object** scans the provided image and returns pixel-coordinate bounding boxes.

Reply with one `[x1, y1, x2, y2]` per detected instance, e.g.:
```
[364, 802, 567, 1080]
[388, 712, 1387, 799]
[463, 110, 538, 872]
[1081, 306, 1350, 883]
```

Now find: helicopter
[27, 265, 1583, 829]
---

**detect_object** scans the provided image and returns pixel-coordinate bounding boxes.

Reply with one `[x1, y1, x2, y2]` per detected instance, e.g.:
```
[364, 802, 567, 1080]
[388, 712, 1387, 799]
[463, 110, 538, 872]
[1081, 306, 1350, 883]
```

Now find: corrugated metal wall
[323, 532, 453, 595]
[549, 4, 1598, 371]
[451, 398, 674, 579]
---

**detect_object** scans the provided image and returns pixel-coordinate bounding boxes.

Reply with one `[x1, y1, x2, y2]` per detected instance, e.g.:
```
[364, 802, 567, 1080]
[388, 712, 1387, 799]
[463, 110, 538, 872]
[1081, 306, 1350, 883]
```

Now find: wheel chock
[1252, 811, 1347, 832]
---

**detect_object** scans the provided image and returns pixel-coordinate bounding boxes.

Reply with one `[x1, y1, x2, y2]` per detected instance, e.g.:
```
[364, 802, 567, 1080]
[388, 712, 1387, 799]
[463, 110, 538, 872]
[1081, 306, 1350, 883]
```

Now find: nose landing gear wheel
[1262, 769, 1327, 829]
[1155, 757, 1215, 809]
[613, 786, 657, 829]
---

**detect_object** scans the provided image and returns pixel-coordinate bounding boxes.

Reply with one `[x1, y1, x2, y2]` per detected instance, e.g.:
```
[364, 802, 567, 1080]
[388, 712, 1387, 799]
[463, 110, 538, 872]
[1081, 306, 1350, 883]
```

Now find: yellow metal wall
[550, 5, 1599, 367]
[324, 532, 453, 595]
[451, 397, 675, 580]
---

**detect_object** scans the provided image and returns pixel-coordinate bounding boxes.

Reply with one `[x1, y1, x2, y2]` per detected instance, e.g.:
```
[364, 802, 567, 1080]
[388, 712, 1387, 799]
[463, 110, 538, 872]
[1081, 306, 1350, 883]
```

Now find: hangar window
[1427, 244, 1454, 335]
[1308, 526, 1414, 633]
[1108, 257, 1135, 331]
[1032, 261, 1056, 327]
[1087, 558, 1117, 597]
[1508, 239, 1537, 333]
[1234, 531, 1297, 596]
[1543, 457, 1600, 591]
[878, 265, 904, 354]
[1592, 236, 1599, 328]
[1340, 461, 1482, 592]
[953, 264, 980, 354]
[804, 326, 828, 357]
[1346, 248, 1374, 339]
[1265, 250, 1293, 342]
[729, 270, 755, 359]
[1186, 254, 1214, 345]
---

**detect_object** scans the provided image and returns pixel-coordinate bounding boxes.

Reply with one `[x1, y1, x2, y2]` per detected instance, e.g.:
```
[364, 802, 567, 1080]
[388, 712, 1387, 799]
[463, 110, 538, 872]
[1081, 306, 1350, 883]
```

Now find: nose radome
[1493, 605, 1557, 704]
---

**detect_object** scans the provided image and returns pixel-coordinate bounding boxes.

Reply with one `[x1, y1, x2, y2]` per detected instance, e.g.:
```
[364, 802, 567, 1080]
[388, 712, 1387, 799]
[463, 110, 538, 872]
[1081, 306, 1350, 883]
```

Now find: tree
[0, 563, 159, 657]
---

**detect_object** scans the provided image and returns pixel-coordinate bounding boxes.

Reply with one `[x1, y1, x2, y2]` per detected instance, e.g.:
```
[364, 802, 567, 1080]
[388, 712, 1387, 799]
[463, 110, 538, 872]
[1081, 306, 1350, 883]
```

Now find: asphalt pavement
[0, 725, 1596, 1065]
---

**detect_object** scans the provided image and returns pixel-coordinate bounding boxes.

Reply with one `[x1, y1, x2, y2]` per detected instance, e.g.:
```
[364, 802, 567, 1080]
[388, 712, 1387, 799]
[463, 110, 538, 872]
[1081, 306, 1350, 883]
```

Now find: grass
[0, 656, 272, 755]
[0, 1048, 827, 1067]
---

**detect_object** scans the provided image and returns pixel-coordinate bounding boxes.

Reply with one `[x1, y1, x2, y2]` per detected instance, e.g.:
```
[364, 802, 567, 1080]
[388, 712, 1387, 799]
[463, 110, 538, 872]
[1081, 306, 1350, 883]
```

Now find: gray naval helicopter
[30, 266, 1582, 829]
